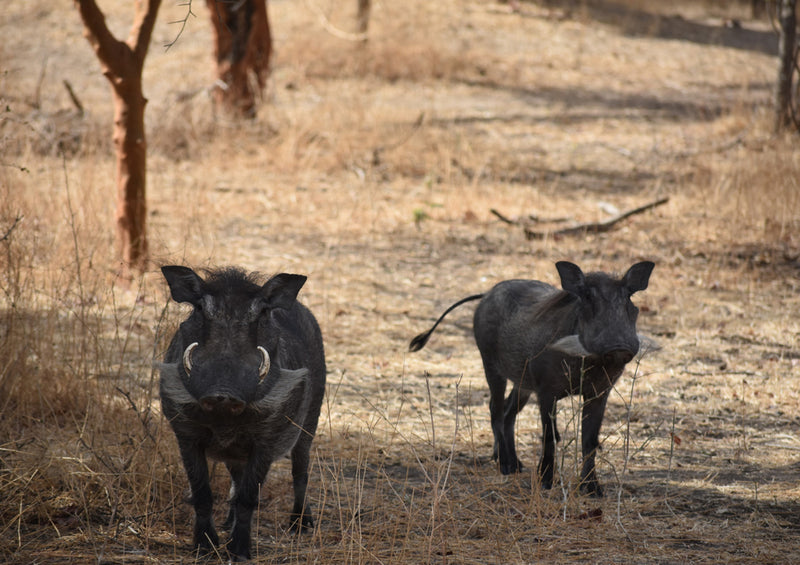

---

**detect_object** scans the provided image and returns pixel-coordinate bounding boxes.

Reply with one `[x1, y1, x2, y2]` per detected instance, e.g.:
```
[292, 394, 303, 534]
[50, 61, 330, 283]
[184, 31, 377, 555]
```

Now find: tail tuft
[408, 330, 432, 352]
[407, 293, 484, 353]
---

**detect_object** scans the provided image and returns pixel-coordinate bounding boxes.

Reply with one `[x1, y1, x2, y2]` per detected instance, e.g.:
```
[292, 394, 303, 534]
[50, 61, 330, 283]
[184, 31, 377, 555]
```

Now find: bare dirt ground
[2, 0, 800, 563]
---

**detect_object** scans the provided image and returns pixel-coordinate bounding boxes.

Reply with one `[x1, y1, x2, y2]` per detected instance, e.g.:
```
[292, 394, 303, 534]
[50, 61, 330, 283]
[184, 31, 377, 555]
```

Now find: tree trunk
[775, 0, 797, 132]
[207, 0, 272, 118]
[357, 0, 371, 37]
[75, 0, 161, 276]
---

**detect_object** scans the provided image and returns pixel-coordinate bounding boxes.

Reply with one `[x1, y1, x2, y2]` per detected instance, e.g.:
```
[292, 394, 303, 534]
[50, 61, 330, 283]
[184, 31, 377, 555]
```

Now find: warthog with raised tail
[158, 266, 326, 560]
[409, 261, 655, 496]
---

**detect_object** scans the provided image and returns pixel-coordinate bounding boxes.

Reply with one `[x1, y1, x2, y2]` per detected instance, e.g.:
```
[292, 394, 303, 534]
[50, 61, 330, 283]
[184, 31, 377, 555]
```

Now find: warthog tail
[409, 294, 484, 352]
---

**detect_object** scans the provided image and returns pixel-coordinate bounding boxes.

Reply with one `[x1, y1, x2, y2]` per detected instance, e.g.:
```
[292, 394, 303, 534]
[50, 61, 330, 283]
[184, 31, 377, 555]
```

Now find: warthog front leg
[227, 458, 272, 561]
[580, 391, 610, 497]
[177, 442, 219, 553]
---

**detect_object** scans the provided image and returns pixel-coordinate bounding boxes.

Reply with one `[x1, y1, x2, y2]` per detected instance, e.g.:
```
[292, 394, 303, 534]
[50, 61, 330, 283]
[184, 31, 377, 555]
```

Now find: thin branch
[489, 208, 516, 225]
[386, 112, 425, 152]
[523, 197, 669, 240]
[681, 369, 759, 377]
[0, 215, 23, 243]
[63, 80, 85, 115]
[165, 0, 196, 50]
[33, 57, 48, 110]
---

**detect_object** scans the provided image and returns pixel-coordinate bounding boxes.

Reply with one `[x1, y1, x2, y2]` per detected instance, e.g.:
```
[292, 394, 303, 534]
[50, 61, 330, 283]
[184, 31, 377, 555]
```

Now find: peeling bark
[74, 0, 161, 275]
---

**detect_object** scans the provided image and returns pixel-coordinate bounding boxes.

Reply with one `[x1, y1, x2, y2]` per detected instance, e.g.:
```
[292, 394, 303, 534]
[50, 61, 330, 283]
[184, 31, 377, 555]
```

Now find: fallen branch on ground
[490, 208, 571, 225]
[496, 197, 669, 240]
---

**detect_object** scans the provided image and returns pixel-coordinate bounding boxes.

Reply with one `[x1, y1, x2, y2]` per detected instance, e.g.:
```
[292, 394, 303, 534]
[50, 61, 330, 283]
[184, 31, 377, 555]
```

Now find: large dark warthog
[409, 261, 654, 496]
[158, 266, 326, 560]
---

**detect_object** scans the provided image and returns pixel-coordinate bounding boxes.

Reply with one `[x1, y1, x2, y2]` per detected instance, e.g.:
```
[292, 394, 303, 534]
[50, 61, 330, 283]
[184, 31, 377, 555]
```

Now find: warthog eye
[258, 346, 270, 382]
[183, 342, 198, 375]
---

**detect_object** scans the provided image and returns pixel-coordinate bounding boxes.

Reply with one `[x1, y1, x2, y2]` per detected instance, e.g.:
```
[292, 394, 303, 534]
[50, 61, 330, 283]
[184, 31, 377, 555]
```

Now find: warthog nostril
[200, 394, 246, 415]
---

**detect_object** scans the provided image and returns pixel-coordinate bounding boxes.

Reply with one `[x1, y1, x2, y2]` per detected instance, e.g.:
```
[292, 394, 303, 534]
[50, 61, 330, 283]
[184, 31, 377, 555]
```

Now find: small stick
[489, 208, 516, 224]
[63, 80, 84, 115]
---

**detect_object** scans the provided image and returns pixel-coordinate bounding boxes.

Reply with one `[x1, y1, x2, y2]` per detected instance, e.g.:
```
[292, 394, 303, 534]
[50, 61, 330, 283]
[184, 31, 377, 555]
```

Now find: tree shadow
[451, 78, 771, 125]
[574, 0, 778, 56]
[625, 462, 800, 530]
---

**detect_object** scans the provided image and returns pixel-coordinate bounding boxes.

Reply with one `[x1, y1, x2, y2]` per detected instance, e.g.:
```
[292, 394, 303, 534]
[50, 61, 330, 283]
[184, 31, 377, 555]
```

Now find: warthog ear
[556, 261, 586, 297]
[260, 273, 307, 310]
[161, 266, 205, 306]
[623, 261, 655, 294]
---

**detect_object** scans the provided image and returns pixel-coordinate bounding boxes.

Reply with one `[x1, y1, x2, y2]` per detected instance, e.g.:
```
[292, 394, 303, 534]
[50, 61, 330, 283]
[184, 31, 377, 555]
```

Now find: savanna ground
[2, 0, 800, 563]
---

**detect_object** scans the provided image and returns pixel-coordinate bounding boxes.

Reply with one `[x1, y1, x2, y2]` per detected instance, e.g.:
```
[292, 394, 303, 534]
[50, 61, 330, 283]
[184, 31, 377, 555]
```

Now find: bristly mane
[201, 267, 265, 297]
[584, 271, 618, 287]
[530, 287, 577, 320]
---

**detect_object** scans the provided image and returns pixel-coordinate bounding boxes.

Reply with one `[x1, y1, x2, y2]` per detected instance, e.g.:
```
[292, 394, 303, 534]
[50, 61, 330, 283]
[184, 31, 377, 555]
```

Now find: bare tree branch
[165, 0, 197, 50]
[129, 0, 163, 61]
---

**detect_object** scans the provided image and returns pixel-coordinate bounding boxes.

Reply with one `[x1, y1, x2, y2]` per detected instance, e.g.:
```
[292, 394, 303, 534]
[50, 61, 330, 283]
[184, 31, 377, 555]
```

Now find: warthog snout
[199, 392, 246, 415]
[603, 348, 636, 366]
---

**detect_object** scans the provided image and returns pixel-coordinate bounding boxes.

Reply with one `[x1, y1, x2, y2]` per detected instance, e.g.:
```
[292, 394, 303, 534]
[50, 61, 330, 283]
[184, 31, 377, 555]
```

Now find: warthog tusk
[258, 346, 270, 381]
[183, 342, 198, 375]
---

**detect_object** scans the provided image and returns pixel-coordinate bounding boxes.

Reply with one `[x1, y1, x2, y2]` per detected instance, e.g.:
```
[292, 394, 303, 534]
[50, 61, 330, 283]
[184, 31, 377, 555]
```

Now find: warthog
[158, 266, 326, 560]
[409, 261, 654, 496]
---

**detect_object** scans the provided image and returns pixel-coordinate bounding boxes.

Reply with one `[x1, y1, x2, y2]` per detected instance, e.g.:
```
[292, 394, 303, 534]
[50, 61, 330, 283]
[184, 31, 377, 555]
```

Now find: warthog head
[161, 266, 307, 417]
[549, 261, 655, 367]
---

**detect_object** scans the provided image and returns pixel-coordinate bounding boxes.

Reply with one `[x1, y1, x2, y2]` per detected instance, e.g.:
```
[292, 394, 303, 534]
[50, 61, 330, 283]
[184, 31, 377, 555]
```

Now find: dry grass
[2, 0, 800, 563]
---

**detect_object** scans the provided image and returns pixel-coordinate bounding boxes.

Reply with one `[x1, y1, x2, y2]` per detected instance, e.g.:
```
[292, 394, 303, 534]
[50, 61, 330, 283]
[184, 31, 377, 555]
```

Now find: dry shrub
[712, 136, 800, 240]
[0, 158, 180, 560]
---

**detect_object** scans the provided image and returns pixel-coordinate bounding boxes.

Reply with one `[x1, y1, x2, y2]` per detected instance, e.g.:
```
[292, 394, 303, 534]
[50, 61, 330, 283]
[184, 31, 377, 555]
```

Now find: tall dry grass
[1, 0, 799, 563]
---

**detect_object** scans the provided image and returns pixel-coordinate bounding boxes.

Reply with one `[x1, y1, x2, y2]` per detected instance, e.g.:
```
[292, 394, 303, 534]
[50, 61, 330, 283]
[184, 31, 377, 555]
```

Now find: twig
[372, 112, 425, 163]
[665, 408, 677, 517]
[34, 57, 48, 110]
[62, 80, 84, 115]
[0, 215, 23, 243]
[489, 208, 516, 224]
[681, 369, 759, 377]
[524, 197, 669, 240]
[165, 0, 196, 50]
